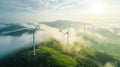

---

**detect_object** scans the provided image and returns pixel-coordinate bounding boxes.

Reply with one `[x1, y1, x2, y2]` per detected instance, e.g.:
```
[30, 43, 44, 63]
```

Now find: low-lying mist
[0, 24, 120, 59]
[0, 24, 84, 59]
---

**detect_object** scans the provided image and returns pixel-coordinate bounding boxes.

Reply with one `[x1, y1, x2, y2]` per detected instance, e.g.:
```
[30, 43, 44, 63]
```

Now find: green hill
[0, 38, 120, 67]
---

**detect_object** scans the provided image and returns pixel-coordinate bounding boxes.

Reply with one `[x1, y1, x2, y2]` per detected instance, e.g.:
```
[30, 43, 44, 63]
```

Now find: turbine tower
[65, 29, 70, 46]
[65, 23, 71, 47]
[31, 23, 40, 56]
[64, 23, 73, 47]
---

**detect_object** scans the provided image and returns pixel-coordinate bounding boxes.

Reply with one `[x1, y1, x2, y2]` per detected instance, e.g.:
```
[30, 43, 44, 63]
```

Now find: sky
[0, 0, 120, 23]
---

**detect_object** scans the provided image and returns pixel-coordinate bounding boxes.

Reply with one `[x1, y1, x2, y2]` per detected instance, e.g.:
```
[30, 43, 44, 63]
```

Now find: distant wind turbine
[64, 23, 73, 46]
[65, 29, 70, 46]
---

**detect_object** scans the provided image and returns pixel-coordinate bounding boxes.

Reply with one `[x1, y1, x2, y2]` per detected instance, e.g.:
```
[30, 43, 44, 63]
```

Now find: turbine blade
[1, 28, 27, 35]
[35, 23, 40, 30]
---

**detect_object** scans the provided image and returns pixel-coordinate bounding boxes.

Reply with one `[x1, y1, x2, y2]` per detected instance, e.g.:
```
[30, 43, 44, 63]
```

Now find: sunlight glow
[91, 3, 104, 14]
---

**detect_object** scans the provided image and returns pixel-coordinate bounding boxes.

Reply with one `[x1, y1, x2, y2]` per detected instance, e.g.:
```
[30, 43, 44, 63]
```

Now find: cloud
[0, 35, 32, 58]
[0, 0, 78, 12]
[0, 0, 94, 12]
[0, 0, 120, 23]
[0, 0, 82, 22]
[0, 0, 37, 12]
[0, 22, 120, 59]
[0, 24, 89, 58]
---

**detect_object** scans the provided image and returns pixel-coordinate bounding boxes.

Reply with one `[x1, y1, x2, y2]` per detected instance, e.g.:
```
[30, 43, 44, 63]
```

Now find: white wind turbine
[1, 23, 40, 56]
[65, 29, 70, 46]
[30, 23, 40, 56]
[64, 24, 72, 47]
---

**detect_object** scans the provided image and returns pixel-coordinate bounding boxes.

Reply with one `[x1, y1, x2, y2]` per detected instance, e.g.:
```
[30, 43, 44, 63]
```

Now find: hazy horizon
[0, 0, 120, 23]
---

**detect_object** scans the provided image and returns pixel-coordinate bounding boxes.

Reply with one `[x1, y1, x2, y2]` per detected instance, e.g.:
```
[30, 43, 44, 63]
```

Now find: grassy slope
[0, 38, 120, 67]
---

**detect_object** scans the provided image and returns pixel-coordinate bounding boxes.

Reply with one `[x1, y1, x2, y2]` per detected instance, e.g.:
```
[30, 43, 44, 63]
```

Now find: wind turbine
[31, 23, 40, 56]
[65, 29, 70, 46]
[1, 23, 40, 56]
[64, 23, 74, 46]
[65, 23, 71, 47]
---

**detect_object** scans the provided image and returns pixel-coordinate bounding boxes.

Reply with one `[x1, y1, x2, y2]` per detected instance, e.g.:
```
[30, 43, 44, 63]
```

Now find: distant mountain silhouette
[0, 20, 91, 36]
[39, 20, 90, 29]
